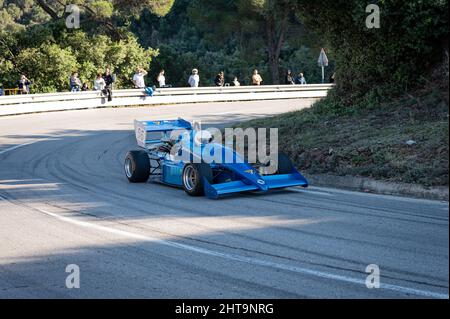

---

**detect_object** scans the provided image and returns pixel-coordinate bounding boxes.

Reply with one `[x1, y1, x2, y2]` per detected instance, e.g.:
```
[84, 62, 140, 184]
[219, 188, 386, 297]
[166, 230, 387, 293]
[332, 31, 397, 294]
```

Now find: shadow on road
[0, 128, 448, 298]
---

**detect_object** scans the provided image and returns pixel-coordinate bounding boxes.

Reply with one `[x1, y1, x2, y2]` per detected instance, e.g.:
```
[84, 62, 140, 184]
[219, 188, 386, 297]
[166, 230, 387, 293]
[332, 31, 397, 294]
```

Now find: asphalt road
[0, 100, 448, 299]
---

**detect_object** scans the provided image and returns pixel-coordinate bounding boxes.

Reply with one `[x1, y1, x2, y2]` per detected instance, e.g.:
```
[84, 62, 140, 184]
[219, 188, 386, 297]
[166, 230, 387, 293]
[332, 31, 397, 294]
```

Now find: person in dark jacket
[18, 74, 31, 94]
[295, 72, 307, 85]
[285, 70, 295, 85]
[102, 67, 114, 101]
[214, 71, 225, 87]
[70, 72, 82, 92]
[329, 72, 335, 83]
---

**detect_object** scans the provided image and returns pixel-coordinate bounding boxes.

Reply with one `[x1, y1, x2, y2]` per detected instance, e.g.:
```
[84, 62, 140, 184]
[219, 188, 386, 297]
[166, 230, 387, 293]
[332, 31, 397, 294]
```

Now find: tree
[294, 0, 449, 105]
[187, 0, 304, 84]
[27, 1, 175, 39]
[241, 0, 293, 84]
[0, 0, 164, 91]
[15, 43, 78, 92]
[114, 0, 175, 17]
[32, 0, 175, 20]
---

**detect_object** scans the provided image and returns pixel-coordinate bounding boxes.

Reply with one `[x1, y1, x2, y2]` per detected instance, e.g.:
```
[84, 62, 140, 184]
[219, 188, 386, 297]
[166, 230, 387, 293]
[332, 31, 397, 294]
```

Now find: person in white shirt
[295, 72, 307, 85]
[157, 70, 166, 88]
[133, 67, 148, 88]
[93, 73, 106, 91]
[232, 76, 240, 86]
[188, 68, 200, 87]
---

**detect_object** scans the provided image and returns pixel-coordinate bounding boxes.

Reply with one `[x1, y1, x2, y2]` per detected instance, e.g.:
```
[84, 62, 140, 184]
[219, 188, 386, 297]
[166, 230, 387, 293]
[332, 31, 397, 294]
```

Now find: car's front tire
[182, 163, 212, 196]
[124, 150, 150, 183]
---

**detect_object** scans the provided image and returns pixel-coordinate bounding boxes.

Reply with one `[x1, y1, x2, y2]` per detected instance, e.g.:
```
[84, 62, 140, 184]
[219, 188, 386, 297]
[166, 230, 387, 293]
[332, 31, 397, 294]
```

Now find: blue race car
[124, 119, 308, 199]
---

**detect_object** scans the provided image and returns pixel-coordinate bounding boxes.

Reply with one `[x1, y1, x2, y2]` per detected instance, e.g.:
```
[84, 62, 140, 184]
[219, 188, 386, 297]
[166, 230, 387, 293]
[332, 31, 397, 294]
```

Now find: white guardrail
[0, 84, 334, 116]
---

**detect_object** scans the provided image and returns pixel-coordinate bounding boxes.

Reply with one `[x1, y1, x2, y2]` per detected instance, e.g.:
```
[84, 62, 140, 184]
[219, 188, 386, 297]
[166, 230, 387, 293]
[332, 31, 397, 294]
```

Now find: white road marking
[36, 206, 448, 299]
[0, 140, 40, 155]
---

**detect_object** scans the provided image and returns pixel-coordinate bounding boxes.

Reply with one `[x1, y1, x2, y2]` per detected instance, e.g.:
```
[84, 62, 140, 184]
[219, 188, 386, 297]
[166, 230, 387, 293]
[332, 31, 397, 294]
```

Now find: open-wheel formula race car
[124, 119, 308, 199]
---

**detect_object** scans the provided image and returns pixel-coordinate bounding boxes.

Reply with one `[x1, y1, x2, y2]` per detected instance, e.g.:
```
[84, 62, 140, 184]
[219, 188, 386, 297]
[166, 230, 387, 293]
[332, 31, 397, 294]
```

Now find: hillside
[238, 87, 448, 187]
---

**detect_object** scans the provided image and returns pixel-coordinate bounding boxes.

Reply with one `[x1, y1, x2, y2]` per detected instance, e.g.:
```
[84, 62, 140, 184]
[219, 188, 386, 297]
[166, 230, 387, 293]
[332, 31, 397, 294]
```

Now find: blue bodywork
[134, 118, 308, 198]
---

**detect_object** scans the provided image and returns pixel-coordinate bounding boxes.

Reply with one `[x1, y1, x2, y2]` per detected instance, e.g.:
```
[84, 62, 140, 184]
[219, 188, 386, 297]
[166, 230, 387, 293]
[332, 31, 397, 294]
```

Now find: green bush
[295, 0, 449, 107]
[1, 28, 157, 92]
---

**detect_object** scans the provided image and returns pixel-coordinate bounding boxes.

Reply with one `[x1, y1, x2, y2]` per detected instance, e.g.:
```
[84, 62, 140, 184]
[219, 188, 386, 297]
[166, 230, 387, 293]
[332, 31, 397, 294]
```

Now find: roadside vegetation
[239, 1, 449, 186]
[239, 85, 448, 186]
[0, 0, 331, 92]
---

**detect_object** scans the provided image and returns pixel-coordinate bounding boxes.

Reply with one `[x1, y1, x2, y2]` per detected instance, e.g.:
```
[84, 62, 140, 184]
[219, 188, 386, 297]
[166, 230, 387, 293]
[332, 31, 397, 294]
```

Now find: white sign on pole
[318, 48, 329, 67]
[318, 48, 329, 83]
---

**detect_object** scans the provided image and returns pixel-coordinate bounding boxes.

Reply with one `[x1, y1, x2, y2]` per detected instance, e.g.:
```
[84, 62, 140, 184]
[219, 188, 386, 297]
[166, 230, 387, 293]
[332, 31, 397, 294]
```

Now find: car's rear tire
[124, 150, 150, 183]
[182, 163, 213, 196]
[277, 152, 294, 174]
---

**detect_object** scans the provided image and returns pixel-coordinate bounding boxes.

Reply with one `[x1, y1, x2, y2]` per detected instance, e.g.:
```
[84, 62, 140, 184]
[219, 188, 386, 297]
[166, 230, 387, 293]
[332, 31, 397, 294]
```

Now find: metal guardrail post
[3, 88, 19, 96]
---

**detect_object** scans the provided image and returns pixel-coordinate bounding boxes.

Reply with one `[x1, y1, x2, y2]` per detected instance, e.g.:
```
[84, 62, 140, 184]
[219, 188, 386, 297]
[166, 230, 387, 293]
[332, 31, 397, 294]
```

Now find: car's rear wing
[134, 118, 192, 148]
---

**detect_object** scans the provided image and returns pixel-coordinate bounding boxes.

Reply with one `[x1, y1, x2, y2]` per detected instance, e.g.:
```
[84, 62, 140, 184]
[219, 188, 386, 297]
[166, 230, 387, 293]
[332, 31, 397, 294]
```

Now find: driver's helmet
[194, 130, 213, 145]
[158, 143, 173, 153]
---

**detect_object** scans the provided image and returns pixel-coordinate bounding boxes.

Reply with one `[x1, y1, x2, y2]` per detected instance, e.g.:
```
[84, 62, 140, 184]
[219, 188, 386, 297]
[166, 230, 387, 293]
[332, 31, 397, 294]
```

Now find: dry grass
[237, 88, 449, 186]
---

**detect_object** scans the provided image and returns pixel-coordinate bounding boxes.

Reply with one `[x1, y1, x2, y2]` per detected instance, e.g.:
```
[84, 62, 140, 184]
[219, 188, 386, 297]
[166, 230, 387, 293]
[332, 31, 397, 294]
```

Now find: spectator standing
[329, 72, 335, 83]
[157, 70, 166, 88]
[103, 67, 114, 101]
[93, 73, 106, 91]
[133, 67, 148, 89]
[188, 69, 200, 87]
[285, 70, 295, 85]
[81, 82, 89, 91]
[70, 72, 82, 92]
[251, 69, 263, 85]
[214, 71, 225, 87]
[295, 72, 307, 85]
[232, 76, 240, 86]
[18, 74, 31, 94]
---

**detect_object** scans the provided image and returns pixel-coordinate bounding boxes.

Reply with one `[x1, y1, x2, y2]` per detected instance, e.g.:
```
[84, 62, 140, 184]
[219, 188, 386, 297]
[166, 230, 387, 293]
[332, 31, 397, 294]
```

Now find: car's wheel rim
[183, 166, 197, 191]
[125, 157, 133, 178]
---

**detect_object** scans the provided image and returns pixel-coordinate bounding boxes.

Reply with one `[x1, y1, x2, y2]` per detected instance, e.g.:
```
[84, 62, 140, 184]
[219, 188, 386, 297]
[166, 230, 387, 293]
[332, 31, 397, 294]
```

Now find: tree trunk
[36, 0, 60, 20]
[266, 10, 288, 84]
[268, 50, 279, 84]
